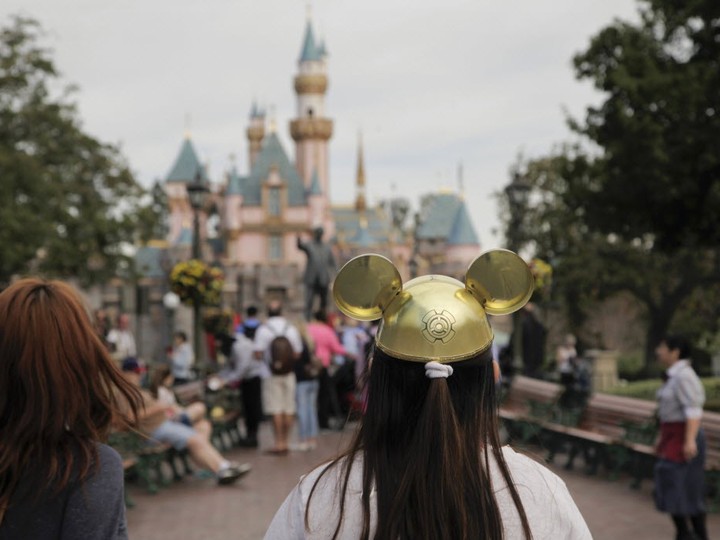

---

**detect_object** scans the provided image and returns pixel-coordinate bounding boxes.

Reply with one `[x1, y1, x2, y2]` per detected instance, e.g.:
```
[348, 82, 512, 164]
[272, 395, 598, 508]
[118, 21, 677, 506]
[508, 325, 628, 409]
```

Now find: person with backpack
[253, 300, 303, 455]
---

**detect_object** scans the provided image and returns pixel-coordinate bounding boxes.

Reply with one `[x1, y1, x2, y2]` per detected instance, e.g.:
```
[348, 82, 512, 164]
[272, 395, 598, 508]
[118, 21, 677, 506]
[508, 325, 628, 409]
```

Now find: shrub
[606, 377, 720, 411]
[616, 351, 645, 381]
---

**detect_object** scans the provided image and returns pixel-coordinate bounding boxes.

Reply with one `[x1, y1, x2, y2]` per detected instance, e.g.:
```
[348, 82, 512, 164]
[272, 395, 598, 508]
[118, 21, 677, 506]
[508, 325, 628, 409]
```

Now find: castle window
[269, 234, 283, 261]
[268, 187, 281, 216]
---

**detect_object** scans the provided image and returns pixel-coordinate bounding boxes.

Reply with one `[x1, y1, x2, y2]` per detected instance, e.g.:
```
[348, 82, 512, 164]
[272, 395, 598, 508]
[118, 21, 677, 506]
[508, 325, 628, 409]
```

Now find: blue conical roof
[165, 138, 207, 183]
[417, 193, 479, 245]
[299, 21, 322, 62]
[448, 201, 479, 245]
[242, 133, 306, 207]
[250, 101, 265, 119]
[227, 166, 245, 196]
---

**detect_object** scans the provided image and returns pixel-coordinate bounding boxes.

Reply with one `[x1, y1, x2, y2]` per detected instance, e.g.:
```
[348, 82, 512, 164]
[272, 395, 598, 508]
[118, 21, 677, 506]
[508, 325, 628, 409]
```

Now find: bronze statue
[297, 227, 336, 320]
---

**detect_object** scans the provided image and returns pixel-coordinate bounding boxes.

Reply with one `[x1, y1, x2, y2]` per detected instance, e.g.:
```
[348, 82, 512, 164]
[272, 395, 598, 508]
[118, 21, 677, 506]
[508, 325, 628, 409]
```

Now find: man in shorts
[253, 301, 303, 455]
[121, 358, 250, 485]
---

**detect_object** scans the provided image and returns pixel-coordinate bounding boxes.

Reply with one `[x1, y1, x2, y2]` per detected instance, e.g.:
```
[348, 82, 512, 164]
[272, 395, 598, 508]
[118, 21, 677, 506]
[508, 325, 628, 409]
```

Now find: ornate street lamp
[186, 169, 209, 375]
[504, 172, 532, 375]
[163, 291, 180, 355]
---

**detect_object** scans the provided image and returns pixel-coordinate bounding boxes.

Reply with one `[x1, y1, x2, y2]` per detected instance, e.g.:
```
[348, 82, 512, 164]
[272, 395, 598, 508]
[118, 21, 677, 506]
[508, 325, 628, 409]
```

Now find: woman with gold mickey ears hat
[265, 250, 591, 540]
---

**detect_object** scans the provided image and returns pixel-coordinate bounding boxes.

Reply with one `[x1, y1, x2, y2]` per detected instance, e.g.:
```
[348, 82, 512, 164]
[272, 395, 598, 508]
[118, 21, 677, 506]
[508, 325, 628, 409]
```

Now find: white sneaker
[290, 442, 309, 451]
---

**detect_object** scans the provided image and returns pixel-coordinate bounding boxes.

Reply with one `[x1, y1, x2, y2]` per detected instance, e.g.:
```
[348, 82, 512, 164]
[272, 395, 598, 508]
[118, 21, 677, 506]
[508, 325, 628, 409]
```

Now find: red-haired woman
[0, 279, 142, 539]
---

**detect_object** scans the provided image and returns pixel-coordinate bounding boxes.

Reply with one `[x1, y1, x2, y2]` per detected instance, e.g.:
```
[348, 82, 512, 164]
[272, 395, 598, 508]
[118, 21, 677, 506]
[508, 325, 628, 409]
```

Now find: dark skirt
[654, 429, 706, 515]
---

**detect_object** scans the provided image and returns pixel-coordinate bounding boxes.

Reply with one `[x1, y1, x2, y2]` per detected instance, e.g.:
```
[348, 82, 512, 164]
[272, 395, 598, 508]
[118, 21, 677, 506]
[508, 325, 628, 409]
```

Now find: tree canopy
[502, 0, 720, 368]
[0, 16, 159, 286]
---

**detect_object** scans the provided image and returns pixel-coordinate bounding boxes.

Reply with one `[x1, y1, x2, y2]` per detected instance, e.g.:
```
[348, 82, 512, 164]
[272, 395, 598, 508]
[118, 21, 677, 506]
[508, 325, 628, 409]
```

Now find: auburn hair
[0, 278, 142, 513]
[307, 349, 532, 540]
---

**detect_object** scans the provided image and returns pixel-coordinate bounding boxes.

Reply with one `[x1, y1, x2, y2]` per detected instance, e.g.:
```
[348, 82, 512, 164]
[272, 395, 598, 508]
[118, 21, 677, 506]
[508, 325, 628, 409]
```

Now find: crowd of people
[0, 253, 711, 539]
[211, 301, 373, 455]
[94, 298, 375, 458]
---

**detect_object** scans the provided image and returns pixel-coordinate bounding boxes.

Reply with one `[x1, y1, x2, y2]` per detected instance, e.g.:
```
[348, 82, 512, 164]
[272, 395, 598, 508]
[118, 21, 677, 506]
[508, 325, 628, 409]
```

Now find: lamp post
[186, 172, 209, 377]
[163, 290, 180, 353]
[504, 172, 531, 375]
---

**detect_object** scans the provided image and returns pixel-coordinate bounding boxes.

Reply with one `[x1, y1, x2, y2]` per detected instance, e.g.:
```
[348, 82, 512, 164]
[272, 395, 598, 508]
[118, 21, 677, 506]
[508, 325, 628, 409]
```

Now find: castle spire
[355, 132, 367, 213]
[299, 16, 322, 63]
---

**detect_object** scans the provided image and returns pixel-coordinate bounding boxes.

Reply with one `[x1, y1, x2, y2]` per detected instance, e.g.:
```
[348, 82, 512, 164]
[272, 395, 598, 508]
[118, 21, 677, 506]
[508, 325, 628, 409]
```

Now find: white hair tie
[425, 361, 453, 379]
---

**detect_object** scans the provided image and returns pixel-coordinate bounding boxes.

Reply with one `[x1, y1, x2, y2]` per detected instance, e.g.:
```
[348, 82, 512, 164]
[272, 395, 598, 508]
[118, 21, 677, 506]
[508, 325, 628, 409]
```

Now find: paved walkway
[126, 424, 719, 539]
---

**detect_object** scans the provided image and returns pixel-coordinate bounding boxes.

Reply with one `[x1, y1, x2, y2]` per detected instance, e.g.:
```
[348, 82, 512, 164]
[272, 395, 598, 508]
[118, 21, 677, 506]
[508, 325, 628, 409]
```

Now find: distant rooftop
[417, 193, 479, 245]
[165, 138, 208, 183]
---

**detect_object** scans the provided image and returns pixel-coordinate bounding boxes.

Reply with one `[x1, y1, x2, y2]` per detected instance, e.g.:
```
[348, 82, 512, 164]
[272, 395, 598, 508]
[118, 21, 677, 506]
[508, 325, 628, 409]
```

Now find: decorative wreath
[170, 259, 224, 306]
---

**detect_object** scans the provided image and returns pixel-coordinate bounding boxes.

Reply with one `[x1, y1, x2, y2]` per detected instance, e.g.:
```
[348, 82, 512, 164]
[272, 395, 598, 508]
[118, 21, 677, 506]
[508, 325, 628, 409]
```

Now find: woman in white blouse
[654, 335, 708, 540]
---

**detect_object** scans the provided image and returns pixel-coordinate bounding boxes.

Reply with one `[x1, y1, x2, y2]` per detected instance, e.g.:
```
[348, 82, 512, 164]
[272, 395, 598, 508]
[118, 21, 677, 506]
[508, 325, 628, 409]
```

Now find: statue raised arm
[297, 227, 336, 320]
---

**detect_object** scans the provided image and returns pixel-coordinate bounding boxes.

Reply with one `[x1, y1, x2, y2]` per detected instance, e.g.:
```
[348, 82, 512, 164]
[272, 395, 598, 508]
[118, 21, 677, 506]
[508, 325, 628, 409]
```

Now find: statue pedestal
[585, 349, 619, 393]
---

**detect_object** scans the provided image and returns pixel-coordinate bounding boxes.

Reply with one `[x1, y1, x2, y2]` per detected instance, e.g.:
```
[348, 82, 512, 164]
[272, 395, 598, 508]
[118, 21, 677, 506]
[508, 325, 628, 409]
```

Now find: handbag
[302, 336, 323, 378]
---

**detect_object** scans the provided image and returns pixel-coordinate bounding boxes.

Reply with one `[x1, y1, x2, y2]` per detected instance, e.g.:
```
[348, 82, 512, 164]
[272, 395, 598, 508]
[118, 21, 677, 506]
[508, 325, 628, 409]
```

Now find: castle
[153, 18, 481, 314]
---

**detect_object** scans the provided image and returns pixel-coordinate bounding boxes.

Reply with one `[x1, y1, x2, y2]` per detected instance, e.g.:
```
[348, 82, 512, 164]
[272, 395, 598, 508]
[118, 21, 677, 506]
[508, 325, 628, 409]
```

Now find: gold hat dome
[333, 250, 534, 363]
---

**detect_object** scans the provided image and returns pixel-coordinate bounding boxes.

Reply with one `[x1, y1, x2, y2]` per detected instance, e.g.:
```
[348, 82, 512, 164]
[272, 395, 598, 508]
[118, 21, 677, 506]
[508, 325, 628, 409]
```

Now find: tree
[501, 0, 720, 369]
[0, 16, 159, 286]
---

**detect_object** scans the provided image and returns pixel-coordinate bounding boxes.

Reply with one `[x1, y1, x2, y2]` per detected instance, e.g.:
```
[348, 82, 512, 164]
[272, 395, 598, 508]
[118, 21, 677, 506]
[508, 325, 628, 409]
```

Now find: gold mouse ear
[333, 254, 403, 321]
[465, 249, 534, 315]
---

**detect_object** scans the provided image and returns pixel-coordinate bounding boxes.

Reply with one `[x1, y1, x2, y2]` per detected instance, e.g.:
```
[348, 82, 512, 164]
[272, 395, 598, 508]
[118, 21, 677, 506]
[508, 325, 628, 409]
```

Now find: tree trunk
[643, 309, 672, 375]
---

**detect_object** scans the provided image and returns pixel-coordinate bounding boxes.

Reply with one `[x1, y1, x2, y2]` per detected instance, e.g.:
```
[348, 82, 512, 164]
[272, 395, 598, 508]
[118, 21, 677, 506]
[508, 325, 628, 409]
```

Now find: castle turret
[290, 18, 333, 199]
[164, 135, 209, 245]
[246, 102, 265, 170]
[355, 134, 367, 214]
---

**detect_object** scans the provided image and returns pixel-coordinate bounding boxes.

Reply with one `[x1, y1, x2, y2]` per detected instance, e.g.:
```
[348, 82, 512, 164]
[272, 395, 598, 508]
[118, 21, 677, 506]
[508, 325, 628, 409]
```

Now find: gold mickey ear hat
[333, 250, 534, 363]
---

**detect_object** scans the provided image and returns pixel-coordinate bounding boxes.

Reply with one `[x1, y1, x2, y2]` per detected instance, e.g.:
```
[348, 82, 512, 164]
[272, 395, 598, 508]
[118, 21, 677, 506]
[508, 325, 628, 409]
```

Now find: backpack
[268, 323, 296, 375]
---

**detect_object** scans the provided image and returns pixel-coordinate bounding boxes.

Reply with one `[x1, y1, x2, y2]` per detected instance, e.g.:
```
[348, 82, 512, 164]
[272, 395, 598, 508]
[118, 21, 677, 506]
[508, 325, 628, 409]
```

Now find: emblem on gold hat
[422, 310, 456, 344]
[333, 249, 534, 363]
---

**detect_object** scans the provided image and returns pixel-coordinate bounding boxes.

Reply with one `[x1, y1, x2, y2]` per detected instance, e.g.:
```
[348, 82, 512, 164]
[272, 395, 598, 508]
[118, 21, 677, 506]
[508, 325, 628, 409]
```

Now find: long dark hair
[0, 279, 142, 514]
[307, 349, 532, 540]
[149, 364, 173, 399]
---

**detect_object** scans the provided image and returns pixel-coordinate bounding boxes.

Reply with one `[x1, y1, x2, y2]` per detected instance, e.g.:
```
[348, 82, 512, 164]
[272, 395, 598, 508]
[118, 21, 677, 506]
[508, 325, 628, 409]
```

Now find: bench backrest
[580, 393, 657, 432]
[701, 412, 720, 464]
[501, 376, 563, 413]
[173, 380, 205, 406]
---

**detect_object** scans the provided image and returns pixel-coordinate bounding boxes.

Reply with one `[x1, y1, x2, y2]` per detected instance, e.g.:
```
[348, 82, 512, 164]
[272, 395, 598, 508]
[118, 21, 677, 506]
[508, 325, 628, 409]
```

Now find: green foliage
[617, 351, 645, 381]
[606, 379, 662, 401]
[0, 16, 160, 285]
[606, 377, 720, 412]
[500, 1, 720, 366]
[571, 0, 720, 251]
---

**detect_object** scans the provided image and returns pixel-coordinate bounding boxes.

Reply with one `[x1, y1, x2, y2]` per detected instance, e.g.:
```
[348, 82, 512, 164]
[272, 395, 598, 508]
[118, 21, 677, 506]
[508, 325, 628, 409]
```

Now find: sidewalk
[126, 424, 719, 539]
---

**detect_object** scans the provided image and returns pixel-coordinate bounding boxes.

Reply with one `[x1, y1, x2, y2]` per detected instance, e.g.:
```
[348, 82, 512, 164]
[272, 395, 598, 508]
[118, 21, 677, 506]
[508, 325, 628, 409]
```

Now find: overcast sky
[2, 0, 639, 247]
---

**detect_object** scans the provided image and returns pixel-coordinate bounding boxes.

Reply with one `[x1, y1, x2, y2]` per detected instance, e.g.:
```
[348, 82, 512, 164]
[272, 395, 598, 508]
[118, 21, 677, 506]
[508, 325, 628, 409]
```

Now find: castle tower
[246, 102, 265, 170]
[290, 18, 333, 207]
[355, 133, 367, 214]
[164, 135, 209, 246]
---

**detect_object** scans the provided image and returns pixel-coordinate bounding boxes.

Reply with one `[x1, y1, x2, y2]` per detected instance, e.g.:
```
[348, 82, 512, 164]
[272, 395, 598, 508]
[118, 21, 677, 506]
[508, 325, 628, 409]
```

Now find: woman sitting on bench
[149, 365, 207, 428]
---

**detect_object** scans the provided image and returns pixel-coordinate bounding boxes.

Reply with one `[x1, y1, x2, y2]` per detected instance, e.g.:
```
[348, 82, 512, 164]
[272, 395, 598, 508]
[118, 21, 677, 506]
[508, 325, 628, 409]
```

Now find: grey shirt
[657, 360, 705, 422]
[0, 443, 128, 540]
